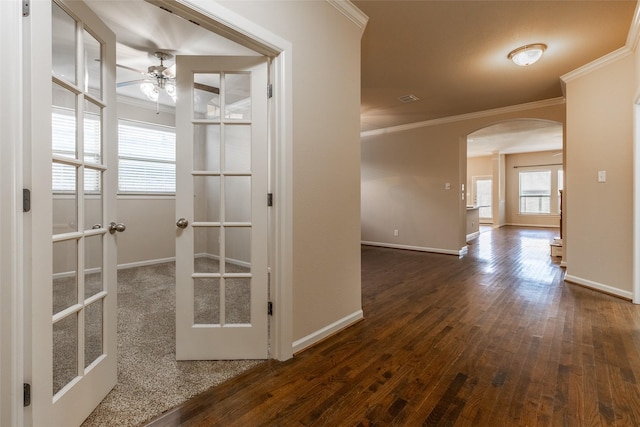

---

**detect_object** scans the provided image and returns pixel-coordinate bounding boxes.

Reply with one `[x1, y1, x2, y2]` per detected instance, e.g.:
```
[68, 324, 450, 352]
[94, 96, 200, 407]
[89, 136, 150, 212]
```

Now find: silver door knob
[176, 218, 189, 229]
[109, 222, 126, 234]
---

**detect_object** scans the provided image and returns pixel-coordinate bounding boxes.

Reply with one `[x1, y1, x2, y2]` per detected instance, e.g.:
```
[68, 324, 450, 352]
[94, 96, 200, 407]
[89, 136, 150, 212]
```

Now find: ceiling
[87, 0, 257, 105]
[87, 0, 637, 155]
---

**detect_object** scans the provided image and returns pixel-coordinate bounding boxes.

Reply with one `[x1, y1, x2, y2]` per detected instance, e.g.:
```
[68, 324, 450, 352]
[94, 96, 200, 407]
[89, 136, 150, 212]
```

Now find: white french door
[175, 56, 269, 360]
[29, 1, 118, 425]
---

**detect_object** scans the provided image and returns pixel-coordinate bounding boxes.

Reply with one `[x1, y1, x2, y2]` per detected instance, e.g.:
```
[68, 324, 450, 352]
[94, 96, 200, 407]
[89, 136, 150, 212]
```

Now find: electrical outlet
[393, 229, 399, 237]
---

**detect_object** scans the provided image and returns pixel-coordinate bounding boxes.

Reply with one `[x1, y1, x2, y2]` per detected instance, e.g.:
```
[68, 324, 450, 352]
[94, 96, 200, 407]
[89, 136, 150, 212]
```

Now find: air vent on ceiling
[398, 94, 420, 104]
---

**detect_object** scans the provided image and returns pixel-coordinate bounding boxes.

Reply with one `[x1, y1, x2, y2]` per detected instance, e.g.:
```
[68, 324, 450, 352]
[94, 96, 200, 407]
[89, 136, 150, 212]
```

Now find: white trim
[634, 105, 640, 303]
[326, 0, 369, 33]
[504, 223, 560, 229]
[292, 310, 363, 354]
[117, 257, 176, 271]
[626, 1, 640, 52]
[466, 232, 480, 241]
[146, 0, 295, 361]
[362, 241, 467, 256]
[195, 252, 252, 269]
[1, 1, 24, 425]
[560, 47, 632, 83]
[564, 274, 633, 301]
[361, 97, 565, 137]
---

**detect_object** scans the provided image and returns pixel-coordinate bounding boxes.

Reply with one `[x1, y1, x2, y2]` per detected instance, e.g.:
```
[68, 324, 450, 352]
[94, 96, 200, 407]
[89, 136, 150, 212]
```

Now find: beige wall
[505, 150, 562, 228]
[219, 1, 364, 343]
[564, 53, 635, 295]
[361, 102, 565, 254]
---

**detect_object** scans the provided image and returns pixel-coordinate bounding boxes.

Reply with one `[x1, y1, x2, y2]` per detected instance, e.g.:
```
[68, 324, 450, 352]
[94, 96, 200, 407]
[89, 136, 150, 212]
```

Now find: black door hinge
[23, 189, 31, 212]
[23, 383, 31, 407]
[267, 193, 273, 207]
[267, 301, 273, 316]
[267, 83, 273, 99]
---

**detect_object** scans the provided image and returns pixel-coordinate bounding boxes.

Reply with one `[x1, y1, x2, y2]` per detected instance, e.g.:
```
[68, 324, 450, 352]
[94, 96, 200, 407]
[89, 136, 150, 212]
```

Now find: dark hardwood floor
[145, 226, 640, 426]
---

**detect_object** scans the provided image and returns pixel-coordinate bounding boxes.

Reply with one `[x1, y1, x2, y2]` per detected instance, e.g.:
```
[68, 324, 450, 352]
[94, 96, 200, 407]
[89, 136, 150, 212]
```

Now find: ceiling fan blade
[194, 82, 220, 94]
[117, 79, 147, 88]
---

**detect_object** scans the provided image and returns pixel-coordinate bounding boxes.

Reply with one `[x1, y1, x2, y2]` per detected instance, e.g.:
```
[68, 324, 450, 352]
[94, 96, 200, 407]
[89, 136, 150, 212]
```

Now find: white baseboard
[361, 241, 467, 256]
[504, 223, 561, 229]
[195, 252, 251, 269]
[466, 231, 480, 241]
[292, 309, 364, 354]
[564, 274, 632, 300]
[117, 257, 176, 270]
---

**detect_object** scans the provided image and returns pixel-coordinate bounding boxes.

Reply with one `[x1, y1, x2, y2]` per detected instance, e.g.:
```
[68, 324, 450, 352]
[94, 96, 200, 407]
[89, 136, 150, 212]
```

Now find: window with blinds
[52, 108, 101, 193]
[118, 120, 176, 194]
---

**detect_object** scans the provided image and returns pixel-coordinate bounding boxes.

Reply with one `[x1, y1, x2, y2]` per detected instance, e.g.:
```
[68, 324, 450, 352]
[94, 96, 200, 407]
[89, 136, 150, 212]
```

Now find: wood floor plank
[144, 227, 640, 427]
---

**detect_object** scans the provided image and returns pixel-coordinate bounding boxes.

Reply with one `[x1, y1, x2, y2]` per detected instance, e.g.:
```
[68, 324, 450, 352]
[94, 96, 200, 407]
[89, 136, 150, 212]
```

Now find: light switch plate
[598, 170, 606, 183]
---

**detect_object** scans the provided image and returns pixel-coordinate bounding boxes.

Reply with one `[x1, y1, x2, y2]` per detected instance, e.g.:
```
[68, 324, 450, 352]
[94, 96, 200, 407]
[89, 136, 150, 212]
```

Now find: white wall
[218, 0, 364, 346]
[563, 52, 635, 297]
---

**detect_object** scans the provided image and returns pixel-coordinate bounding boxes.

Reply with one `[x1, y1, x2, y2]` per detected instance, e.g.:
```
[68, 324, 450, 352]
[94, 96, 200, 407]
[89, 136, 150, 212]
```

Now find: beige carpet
[81, 262, 263, 427]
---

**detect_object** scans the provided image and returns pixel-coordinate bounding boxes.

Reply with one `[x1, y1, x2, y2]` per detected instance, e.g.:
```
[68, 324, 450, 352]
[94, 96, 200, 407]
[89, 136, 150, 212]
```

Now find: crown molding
[326, 0, 369, 34]
[560, 46, 632, 84]
[360, 97, 566, 138]
[626, 0, 640, 52]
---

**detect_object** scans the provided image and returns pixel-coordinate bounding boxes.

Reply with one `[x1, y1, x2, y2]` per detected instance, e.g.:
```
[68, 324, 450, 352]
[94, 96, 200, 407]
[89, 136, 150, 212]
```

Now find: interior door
[175, 56, 269, 360]
[29, 1, 118, 425]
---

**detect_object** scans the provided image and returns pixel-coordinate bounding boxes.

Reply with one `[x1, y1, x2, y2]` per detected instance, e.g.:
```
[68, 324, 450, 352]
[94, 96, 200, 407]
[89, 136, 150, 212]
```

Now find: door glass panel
[224, 125, 251, 172]
[83, 29, 102, 98]
[53, 313, 78, 396]
[194, 278, 220, 325]
[224, 73, 250, 120]
[194, 73, 220, 120]
[84, 168, 102, 230]
[193, 124, 220, 171]
[225, 227, 251, 273]
[225, 278, 251, 324]
[194, 227, 220, 273]
[52, 85, 77, 159]
[52, 1, 77, 85]
[194, 176, 220, 223]
[84, 100, 102, 164]
[52, 163, 78, 234]
[53, 239, 78, 315]
[84, 234, 103, 299]
[225, 177, 251, 223]
[84, 300, 103, 368]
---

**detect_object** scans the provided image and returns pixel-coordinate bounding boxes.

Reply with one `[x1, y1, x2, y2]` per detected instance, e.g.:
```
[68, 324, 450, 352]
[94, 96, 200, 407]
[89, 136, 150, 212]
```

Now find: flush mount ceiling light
[508, 43, 547, 66]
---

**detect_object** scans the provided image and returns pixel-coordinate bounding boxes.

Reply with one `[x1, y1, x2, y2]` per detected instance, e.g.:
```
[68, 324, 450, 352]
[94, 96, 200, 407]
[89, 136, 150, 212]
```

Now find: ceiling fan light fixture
[508, 43, 547, 66]
[140, 81, 159, 102]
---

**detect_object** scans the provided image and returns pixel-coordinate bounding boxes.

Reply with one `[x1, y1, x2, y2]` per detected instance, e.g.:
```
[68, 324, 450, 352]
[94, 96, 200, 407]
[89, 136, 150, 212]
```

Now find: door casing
[5, 1, 294, 425]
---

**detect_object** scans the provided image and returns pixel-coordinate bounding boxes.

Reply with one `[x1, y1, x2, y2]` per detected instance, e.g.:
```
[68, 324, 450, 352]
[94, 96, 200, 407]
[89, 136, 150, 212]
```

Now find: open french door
[175, 56, 269, 360]
[28, 0, 118, 425]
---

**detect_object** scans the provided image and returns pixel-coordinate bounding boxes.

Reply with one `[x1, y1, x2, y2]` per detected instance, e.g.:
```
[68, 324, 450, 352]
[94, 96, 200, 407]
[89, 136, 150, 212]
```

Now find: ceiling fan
[117, 51, 220, 106]
[117, 51, 177, 102]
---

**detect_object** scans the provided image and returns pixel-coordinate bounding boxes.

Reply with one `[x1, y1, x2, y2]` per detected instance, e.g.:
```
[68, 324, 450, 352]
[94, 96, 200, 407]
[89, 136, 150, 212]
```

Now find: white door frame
[633, 102, 640, 304]
[2, 1, 293, 424]
[145, 0, 294, 360]
[1, 1, 25, 426]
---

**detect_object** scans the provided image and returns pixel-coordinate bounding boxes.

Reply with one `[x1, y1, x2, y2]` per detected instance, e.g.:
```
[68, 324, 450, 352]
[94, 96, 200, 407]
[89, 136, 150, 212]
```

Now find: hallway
[147, 226, 640, 426]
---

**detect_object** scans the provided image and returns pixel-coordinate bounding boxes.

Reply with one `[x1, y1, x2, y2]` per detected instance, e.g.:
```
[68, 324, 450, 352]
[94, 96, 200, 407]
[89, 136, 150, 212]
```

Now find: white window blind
[52, 108, 101, 193]
[519, 170, 551, 214]
[118, 120, 176, 194]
